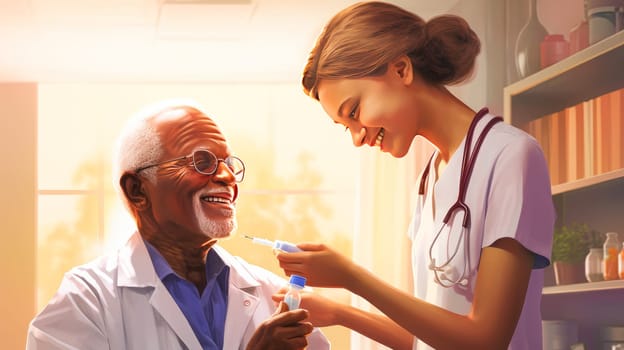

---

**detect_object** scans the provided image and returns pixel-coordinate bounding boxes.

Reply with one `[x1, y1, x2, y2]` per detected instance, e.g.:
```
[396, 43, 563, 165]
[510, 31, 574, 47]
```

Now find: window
[37, 83, 358, 348]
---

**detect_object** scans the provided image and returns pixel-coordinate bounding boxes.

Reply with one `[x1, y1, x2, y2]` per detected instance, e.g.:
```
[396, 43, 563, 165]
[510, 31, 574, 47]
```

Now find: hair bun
[419, 15, 481, 85]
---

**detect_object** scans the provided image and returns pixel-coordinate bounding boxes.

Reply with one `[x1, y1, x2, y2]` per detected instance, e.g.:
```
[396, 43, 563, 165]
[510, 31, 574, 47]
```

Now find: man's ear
[120, 172, 150, 211]
[390, 54, 414, 85]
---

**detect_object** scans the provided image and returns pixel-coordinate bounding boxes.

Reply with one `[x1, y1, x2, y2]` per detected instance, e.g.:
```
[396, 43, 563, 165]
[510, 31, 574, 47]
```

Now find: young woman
[275, 2, 555, 349]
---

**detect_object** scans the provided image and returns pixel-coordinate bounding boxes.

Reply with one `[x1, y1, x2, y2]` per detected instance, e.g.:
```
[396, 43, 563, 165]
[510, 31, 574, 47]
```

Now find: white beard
[193, 194, 237, 239]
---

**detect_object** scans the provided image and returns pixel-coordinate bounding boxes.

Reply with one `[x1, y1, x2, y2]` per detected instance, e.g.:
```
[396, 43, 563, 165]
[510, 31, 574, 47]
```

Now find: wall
[0, 83, 37, 350]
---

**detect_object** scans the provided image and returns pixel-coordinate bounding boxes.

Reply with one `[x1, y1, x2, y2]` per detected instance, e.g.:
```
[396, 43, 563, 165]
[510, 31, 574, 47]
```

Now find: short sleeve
[483, 136, 555, 268]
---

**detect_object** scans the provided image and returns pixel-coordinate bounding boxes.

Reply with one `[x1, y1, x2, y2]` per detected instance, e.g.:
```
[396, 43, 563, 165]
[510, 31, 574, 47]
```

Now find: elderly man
[27, 101, 330, 350]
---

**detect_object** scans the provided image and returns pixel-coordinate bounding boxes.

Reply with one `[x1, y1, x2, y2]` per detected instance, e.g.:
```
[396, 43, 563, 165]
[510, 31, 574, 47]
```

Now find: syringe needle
[243, 234, 301, 252]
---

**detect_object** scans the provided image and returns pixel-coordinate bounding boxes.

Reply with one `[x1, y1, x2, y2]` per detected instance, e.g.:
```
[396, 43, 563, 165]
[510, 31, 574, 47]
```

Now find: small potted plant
[551, 223, 591, 285]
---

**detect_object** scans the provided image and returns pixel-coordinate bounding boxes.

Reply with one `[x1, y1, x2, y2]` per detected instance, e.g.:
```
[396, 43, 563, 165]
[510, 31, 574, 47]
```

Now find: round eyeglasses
[135, 149, 245, 183]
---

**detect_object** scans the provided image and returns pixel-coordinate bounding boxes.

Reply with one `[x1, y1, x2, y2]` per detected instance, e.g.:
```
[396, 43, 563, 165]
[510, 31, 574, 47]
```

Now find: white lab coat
[27, 232, 330, 350]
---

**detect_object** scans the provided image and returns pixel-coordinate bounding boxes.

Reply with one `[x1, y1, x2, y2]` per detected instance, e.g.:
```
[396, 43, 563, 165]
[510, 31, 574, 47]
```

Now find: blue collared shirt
[145, 240, 230, 350]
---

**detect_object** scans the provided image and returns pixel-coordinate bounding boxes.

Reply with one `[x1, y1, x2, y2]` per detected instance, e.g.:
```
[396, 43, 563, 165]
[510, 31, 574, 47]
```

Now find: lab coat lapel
[223, 282, 260, 349]
[117, 232, 202, 350]
[150, 284, 202, 349]
[215, 246, 262, 350]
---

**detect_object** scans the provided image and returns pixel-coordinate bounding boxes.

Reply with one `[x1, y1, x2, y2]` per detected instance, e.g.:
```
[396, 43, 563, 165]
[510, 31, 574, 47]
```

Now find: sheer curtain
[350, 137, 435, 349]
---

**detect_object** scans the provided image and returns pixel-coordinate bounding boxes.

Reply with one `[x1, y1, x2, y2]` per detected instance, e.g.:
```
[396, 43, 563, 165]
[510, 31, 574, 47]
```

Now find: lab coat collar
[116, 232, 202, 349]
[116, 231, 266, 350]
[116, 231, 158, 288]
[116, 232, 263, 289]
[211, 244, 261, 290]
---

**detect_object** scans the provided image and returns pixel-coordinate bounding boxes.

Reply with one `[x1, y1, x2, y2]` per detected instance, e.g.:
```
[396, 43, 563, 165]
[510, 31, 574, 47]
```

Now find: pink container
[569, 20, 589, 54]
[540, 34, 570, 68]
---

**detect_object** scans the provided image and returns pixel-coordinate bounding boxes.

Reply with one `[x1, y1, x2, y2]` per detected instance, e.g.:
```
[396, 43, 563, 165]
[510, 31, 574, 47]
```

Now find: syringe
[243, 235, 302, 253]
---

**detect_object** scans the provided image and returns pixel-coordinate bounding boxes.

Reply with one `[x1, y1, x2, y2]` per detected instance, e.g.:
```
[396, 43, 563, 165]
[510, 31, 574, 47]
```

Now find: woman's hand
[272, 287, 343, 327]
[275, 243, 359, 289]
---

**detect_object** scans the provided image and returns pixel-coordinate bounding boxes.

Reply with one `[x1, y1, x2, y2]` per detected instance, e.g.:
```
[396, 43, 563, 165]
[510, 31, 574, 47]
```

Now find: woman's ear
[120, 172, 150, 211]
[390, 54, 414, 85]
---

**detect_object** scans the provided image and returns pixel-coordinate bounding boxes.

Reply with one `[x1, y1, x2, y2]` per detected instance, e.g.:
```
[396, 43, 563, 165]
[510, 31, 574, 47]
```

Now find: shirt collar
[144, 239, 227, 281]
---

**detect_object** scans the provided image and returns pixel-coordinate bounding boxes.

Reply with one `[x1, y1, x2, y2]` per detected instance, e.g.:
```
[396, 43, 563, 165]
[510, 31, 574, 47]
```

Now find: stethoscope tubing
[422, 108, 503, 288]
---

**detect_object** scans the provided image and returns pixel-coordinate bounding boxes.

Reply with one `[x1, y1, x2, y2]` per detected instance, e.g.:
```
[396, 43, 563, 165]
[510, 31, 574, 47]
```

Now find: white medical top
[407, 112, 555, 350]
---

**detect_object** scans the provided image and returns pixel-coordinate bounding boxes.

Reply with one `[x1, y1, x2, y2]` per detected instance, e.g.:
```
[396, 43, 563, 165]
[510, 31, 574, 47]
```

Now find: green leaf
[551, 223, 593, 263]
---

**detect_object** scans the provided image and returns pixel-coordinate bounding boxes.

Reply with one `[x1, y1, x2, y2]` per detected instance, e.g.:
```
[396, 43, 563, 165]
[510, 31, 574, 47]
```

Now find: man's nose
[212, 161, 236, 183]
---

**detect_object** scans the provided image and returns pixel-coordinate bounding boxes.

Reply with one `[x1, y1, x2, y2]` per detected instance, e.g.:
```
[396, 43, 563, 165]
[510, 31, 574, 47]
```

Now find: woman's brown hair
[302, 1, 481, 100]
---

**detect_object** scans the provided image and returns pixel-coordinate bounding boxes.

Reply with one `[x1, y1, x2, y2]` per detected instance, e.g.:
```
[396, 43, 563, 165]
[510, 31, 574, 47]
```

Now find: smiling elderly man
[27, 100, 330, 350]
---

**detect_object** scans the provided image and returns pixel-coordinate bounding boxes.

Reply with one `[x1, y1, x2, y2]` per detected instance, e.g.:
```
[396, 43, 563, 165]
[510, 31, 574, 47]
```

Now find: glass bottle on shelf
[585, 247, 604, 282]
[603, 232, 620, 280]
[515, 0, 549, 78]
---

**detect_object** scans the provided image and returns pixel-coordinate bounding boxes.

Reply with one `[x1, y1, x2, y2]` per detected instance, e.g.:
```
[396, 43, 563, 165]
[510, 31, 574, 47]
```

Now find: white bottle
[284, 275, 306, 310]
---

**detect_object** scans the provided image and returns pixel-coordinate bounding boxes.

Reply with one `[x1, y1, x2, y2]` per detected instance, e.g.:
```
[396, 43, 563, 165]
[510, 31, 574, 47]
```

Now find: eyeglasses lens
[193, 150, 245, 182]
[193, 150, 217, 173]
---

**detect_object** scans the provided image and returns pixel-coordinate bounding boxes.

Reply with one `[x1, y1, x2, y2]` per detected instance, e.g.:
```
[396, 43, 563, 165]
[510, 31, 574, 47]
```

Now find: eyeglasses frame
[134, 149, 245, 183]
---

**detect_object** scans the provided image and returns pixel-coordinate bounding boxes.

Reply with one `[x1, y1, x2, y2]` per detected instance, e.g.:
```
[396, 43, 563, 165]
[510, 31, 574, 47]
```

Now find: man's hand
[272, 288, 340, 327]
[246, 302, 314, 350]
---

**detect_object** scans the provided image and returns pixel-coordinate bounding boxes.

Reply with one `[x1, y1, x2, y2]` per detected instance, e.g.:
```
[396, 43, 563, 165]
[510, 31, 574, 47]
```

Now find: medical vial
[603, 232, 620, 280]
[284, 275, 306, 310]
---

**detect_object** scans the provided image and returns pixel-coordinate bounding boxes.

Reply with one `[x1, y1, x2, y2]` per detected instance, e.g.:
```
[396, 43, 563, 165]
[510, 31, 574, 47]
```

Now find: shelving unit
[551, 168, 624, 195]
[543, 279, 624, 295]
[504, 30, 624, 349]
[504, 30, 624, 126]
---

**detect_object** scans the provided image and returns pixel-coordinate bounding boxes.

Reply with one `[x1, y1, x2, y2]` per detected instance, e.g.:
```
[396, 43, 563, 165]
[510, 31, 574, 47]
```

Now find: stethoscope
[419, 108, 503, 288]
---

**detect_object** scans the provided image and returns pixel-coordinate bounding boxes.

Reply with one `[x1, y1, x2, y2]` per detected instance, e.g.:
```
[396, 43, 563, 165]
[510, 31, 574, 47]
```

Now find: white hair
[112, 98, 206, 209]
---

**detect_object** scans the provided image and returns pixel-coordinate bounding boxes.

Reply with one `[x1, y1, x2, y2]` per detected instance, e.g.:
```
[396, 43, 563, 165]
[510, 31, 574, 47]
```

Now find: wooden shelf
[504, 30, 624, 126]
[552, 168, 624, 195]
[543, 279, 624, 295]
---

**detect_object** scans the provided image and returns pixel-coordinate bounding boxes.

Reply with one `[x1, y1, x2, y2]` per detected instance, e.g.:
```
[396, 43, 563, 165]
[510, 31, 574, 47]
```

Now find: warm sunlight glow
[37, 83, 359, 349]
[103, 204, 136, 255]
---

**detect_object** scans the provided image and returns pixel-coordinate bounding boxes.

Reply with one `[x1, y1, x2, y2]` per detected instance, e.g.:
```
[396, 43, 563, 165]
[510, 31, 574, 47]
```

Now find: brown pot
[553, 261, 585, 285]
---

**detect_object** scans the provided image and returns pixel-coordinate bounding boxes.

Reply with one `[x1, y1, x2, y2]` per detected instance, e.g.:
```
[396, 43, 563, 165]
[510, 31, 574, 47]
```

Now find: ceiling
[0, 0, 459, 83]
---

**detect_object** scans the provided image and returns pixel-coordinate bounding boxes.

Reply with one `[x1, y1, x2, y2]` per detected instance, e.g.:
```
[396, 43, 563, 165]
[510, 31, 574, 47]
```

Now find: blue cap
[289, 274, 306, 288]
